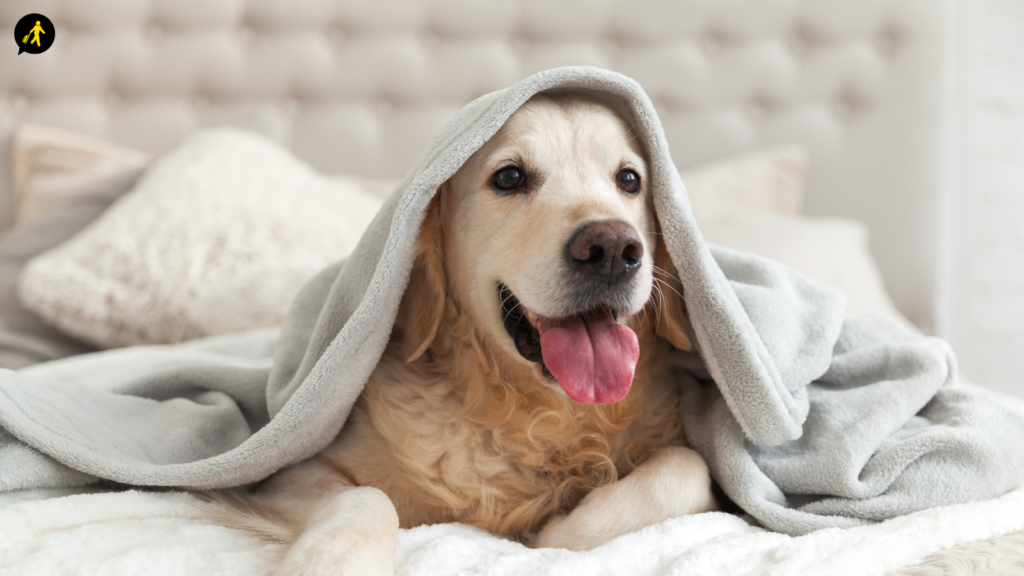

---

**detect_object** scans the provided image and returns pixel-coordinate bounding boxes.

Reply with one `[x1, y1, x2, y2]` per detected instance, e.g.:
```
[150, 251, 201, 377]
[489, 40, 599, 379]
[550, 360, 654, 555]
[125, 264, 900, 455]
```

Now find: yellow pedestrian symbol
[14, 14, 54, 55]
[22, 21, 44, 47]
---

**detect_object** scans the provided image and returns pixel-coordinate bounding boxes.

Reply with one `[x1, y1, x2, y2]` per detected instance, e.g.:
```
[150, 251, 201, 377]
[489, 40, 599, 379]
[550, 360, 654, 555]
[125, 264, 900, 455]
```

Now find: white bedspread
[2, 485, 1023, 576]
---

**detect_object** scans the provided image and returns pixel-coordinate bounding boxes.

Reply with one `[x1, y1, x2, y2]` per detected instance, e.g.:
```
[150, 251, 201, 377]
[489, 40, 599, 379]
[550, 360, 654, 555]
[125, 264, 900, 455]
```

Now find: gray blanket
[2, 67, 1023, 536]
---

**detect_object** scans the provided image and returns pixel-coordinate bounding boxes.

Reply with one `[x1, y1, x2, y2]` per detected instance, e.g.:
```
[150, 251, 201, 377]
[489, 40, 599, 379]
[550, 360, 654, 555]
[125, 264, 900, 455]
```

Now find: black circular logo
[15, 14, 54, 55]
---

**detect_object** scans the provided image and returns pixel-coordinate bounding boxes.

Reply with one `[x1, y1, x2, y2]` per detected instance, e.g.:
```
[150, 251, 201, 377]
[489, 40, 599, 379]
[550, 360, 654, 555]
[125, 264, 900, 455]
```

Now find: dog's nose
[566, 220, 644, 280]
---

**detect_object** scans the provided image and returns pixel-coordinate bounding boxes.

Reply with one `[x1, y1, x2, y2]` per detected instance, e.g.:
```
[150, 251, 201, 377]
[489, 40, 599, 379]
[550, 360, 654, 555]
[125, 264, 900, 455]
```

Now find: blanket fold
[1, 66, 1022, 536]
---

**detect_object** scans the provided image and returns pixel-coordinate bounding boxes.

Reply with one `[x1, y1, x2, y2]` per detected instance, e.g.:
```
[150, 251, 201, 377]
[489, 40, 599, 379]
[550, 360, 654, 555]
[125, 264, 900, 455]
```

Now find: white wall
[941, 0, 1024, 396]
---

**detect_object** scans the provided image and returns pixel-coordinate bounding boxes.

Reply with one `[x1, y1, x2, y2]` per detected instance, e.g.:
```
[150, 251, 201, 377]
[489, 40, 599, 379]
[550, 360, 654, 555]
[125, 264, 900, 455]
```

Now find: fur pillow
[20, 129, 384, 347]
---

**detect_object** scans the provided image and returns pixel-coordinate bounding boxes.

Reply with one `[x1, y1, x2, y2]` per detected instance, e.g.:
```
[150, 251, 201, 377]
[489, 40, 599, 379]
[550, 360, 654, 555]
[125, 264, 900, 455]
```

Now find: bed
[2, 1, 1023, 575]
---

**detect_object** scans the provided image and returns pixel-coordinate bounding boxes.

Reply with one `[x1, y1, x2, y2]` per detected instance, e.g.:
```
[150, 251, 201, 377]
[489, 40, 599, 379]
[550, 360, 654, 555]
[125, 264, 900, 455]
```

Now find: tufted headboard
[0, 0, 945, 331]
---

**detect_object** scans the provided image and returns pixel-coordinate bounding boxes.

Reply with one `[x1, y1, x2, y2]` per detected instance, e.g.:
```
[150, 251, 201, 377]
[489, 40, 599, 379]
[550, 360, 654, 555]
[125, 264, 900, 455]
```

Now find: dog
[209, 93, 718, 575]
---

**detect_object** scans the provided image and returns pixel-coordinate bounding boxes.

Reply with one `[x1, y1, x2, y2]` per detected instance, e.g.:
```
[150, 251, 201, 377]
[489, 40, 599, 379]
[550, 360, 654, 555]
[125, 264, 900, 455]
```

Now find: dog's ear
[400, 188, 448, 363]
[652, 234, 693, 352]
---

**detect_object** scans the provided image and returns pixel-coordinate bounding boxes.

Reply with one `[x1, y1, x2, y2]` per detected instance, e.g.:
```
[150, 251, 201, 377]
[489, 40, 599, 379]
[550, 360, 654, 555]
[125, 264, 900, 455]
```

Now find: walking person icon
[13, 14, 54, 55]
[23, 21, 45, 46]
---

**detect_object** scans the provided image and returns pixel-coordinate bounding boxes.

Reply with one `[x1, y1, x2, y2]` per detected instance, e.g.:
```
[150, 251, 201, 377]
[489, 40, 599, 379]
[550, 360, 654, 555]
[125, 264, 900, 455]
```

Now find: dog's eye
[492, 167, 526, 192]
[616, 169, 640, 194]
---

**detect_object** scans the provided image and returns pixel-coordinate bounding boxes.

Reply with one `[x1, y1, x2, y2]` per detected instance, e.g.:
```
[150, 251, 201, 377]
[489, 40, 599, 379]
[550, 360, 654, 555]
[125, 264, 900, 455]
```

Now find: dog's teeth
[525, 310, 538, 320]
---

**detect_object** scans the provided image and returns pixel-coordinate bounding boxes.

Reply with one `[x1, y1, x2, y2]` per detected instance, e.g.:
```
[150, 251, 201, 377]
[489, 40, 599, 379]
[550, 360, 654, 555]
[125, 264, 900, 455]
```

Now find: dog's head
[401, 93, 691, 404]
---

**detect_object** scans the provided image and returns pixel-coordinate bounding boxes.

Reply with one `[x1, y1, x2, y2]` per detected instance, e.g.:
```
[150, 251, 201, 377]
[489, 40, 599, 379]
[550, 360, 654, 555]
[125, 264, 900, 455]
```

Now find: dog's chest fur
[316, 330, 686, 537]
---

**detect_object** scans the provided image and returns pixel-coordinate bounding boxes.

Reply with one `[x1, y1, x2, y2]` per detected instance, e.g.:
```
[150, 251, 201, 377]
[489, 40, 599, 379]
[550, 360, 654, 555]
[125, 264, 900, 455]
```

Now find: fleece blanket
[6, 332, 1024, 576]
[1, 66, 1024, 538]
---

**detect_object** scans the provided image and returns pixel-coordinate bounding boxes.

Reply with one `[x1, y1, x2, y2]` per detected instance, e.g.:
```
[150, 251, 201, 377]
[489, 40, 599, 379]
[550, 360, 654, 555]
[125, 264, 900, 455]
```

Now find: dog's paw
[532, 511, 613, 551]
[531, 513, 577, 550]
[274, 487, 399, 576]
[275, 529, 394, 576]
[533, 447, 718, 551]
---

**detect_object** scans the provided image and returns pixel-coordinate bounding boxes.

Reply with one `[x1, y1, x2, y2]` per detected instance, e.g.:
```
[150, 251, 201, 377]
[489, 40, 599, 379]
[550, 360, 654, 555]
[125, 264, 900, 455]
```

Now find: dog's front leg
[263, 460, 400, 576]
[533, 446, 718, 551]
[276, 486, 398, 576]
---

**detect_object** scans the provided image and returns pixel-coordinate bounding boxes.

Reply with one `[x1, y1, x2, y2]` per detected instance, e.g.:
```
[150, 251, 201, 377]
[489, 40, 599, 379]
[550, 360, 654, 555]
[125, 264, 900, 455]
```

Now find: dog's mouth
[499, 283, 639, 404]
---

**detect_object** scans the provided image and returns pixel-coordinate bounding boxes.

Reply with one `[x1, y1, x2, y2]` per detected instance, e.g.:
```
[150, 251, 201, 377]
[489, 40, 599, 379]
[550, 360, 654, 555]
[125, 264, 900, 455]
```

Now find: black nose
[566, 220, 644, 281]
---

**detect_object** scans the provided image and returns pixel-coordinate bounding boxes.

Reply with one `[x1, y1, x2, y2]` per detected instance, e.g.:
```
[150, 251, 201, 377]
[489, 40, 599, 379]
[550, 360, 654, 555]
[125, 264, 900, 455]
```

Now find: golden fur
[206, 94, 715, 573]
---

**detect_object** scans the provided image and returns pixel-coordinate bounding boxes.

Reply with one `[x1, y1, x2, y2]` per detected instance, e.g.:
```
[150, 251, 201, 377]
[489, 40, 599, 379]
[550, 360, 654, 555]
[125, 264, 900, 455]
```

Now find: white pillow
[20, 129, 384, 347]
[700, 213, 912, 327]
[683, 146, 806, 221]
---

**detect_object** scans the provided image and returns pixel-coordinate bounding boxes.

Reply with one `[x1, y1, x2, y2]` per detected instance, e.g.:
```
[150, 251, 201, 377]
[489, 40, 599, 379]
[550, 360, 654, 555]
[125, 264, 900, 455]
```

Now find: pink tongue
[536, 308, 639, 404]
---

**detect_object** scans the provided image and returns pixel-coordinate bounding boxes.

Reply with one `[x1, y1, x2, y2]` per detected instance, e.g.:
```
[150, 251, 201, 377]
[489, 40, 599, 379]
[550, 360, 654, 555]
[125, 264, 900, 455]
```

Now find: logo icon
[14, 14, 54, 55]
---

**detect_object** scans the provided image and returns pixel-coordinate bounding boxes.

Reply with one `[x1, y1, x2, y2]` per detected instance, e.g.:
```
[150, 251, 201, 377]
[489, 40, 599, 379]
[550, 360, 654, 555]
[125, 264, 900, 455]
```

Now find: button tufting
[511, 34, 530, 52]
[875, 25, 902, 58]
[10, 93, 28, 111]
[329, 24, 347, 44]
[833, 100, 853, 120]
[105, 92, 123, 108]
[833, 89, 865, 121]
[746, 97, 769, 121]
[281, 98, 301, 116]
[374, 97, 393, 115]
[700, 31, 723, 56]
[237, 25, 255, 44]
[421, 29, 441, 49]
[147, 23, 163, 41]
[787, 28, 808, 56]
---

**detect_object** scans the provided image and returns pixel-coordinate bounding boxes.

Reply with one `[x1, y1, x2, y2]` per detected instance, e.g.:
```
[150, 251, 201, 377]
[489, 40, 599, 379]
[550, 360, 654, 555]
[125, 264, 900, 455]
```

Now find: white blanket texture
[2, 484, 1024, 576]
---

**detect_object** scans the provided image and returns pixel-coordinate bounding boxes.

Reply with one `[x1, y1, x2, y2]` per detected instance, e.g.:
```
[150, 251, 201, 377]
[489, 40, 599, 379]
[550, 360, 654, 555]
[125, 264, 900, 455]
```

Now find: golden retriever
[211, 93, 717, 575]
